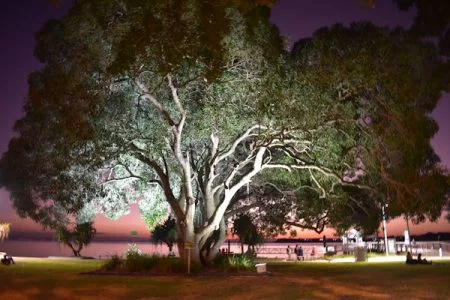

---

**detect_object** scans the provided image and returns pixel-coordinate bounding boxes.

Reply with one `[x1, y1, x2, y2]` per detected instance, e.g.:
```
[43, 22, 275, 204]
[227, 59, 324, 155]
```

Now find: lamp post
[381, 204, 389, 256]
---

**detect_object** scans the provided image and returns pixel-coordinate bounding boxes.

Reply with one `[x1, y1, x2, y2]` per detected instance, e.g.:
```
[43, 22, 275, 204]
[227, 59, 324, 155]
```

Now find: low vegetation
[100, 254, 190, 274]
[100, 247, 256, 274]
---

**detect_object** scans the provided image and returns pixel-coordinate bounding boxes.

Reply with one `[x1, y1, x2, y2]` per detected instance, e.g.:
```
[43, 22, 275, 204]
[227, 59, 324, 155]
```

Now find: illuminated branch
[102, 177, 160, 186]
[132, 148, 184, 219]
[309, 169, 326, 198]
[134, 79, 175, 126]
[224, 150, 257, 189]
[217, 124, 264, 163]
[224, 202, 259, 219]
[199, 147, 267, 236]
[167, 74, 185, 119]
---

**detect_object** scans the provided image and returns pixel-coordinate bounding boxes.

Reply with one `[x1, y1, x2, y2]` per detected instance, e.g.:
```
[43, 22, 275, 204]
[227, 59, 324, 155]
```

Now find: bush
[126, 243, 142, 258]
[213, 253, 229, 266]
[101, 253, 189, 273]
[213, 253, 255, 272]
[101, 250, 254, 274]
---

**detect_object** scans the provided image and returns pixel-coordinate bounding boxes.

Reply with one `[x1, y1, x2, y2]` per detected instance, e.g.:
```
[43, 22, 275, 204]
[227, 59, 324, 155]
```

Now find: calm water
[0, 240, 338, 259]
[0, 240, 173, 258]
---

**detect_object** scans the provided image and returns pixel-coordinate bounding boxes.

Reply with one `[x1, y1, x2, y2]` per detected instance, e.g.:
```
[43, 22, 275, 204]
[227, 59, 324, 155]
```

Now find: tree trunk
[66, 242, 80, 257]
[76, 244, 83, 257]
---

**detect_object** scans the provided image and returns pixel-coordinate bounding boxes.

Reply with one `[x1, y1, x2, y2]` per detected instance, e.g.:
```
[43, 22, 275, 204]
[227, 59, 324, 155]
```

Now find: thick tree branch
[134, 79, 175, 126]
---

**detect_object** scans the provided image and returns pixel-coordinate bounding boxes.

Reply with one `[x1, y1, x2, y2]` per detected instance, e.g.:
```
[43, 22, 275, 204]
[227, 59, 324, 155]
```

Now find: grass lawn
[1, 258, 449, 299]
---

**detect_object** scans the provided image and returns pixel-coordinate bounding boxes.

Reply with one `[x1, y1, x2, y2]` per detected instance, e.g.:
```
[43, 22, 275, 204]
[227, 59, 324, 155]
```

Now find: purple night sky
[0, 0, 449, 238]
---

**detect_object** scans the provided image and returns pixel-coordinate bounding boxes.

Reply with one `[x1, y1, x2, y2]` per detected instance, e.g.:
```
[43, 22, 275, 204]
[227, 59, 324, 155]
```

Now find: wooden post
[187, 248, 191, 274]
[185, 241, 193, 275]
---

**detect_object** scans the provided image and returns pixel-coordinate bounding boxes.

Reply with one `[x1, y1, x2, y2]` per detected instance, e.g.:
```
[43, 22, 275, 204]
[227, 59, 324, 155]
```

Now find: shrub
[212, 253, 229, 266]
[126, 243, 142, 258]
[213, 253, 255, 272]
[102, 255, 123, 271]
[101, 253, 190, 273]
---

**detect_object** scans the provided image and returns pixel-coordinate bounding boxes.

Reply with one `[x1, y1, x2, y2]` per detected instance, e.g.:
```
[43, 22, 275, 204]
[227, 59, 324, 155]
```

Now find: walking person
[294, 244, 301, 261]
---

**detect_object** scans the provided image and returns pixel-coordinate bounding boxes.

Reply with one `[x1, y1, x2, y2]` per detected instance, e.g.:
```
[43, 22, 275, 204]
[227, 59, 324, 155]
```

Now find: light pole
[382, 204, 389, 256]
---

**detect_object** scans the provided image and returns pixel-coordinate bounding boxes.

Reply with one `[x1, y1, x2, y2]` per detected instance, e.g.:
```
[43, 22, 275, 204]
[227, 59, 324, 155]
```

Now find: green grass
[323, 252, 402, 259]
[1, 258, 449, 299]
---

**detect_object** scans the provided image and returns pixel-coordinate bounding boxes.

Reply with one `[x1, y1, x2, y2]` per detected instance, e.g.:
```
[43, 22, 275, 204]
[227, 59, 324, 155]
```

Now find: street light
[381, 204, 389, 256]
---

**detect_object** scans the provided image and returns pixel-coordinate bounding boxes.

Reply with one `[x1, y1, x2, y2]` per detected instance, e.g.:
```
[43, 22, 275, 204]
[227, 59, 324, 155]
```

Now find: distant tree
[232, 214, 263, 254]
[151, 217, 177, 254]
[55, 221, 96, 257]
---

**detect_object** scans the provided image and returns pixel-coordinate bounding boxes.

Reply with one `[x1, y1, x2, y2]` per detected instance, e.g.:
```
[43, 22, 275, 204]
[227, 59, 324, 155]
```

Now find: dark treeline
[277, 232, 450, 243]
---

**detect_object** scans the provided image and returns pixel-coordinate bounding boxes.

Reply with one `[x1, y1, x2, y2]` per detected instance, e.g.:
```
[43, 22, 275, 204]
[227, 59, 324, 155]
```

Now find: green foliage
[252, 22, 449, 234]
[139, 193, 170, 230]
[213, 253, 255, 271]
[55, 222, 96, 257]
[227, 254, 255, 269]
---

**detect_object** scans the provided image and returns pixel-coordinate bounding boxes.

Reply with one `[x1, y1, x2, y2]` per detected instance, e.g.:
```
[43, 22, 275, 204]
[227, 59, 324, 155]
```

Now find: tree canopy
[288, 23, 449, 226]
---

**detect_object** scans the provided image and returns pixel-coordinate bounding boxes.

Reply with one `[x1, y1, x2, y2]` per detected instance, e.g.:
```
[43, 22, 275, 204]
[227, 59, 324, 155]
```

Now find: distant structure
[0, 223, 11, 241]
[342, 228, 363, 254]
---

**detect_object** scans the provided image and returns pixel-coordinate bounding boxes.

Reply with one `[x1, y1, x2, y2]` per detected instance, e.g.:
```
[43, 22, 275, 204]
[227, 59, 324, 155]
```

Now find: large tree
[0, 1, 448, 265]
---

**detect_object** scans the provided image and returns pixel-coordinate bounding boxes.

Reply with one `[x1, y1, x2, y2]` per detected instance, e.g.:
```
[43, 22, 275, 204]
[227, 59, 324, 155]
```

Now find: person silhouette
[1, 254, 15, 265]
[417, 253, 431, 264]
[286, 245, 292, 261]
[406, 251, 416, 264]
